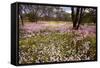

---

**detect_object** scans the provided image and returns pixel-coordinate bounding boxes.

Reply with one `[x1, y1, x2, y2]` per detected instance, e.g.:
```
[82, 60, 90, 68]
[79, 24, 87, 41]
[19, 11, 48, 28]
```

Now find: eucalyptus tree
[71, 7, 85, 29]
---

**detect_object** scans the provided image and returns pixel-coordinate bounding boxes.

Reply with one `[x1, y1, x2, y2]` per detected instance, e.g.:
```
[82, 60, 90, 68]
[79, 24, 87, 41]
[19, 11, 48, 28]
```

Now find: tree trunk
[74, 8, 80, 29]
[71, 7, 84, 30]
[20, 14, 24, 26]
[76, 8, 83, 29]
[19, 5, 24, 26]
[71, 7, 80, 29]
[71, 7, 76, 28]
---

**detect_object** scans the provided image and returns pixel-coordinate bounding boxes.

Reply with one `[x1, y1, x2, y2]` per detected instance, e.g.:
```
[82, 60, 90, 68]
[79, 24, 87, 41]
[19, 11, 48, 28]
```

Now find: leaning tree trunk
[76, 8, 85, 29]
[71, 7, 85, 30]
[19, 14, 24, 26]
[71, 7, 80, 29]
[74, 8, 80, 29]
[76, 8, 83, 29]
[19, 5, 24, 26]
[71, 7, 76, 28]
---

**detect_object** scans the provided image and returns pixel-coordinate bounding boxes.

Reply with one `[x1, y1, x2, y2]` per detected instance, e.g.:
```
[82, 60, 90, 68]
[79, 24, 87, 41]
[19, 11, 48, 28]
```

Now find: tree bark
[71, 7, 84, 30]
[74, 8, 80, 29]
[19, 5, 24, 26]
[71, 7, 80, 29]
[20, 14, 24, 26]
[71, 7, 76, 28]
[76, 8, 83, 29]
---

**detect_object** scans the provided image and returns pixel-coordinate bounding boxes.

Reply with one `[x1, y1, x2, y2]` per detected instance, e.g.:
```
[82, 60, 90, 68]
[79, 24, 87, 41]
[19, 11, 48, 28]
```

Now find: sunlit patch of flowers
[19, 30, 96, 64]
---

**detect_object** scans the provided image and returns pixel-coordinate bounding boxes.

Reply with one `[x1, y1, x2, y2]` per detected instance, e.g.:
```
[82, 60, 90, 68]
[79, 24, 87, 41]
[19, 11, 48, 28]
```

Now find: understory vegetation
[19, 30, 96, 64]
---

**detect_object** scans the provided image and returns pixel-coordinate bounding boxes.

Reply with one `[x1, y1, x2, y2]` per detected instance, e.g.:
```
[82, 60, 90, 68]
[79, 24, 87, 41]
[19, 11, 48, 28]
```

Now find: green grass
[19, 32, 96, 64]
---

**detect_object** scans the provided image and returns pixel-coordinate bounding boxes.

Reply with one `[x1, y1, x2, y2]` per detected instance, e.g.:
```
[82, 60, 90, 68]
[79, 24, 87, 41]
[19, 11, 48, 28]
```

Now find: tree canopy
[19, 4, 97, 30]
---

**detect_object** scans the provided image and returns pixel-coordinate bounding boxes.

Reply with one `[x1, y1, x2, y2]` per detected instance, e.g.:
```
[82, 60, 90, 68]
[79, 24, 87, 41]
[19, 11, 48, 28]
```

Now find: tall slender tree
[19, 5, 24, 26]
[71, 7, 85, 30]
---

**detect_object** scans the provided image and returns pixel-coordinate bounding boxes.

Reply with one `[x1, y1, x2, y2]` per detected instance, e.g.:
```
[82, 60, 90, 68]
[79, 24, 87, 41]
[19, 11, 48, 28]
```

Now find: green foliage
[82, 13, 93, 23]
[26, 12, 38, 22]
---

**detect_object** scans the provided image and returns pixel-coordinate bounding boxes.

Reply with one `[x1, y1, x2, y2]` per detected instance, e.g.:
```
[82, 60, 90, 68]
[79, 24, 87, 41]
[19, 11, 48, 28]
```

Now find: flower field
[19, 21, 96, 64]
